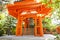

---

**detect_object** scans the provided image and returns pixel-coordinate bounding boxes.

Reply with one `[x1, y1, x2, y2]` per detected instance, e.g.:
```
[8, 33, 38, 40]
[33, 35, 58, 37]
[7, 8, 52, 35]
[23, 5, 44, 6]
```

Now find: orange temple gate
[7, 0, 52, 36]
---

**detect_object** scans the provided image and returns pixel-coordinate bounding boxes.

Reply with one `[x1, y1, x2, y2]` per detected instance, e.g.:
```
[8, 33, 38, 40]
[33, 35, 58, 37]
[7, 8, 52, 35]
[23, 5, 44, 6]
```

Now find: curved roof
[7, 1, 52, 19]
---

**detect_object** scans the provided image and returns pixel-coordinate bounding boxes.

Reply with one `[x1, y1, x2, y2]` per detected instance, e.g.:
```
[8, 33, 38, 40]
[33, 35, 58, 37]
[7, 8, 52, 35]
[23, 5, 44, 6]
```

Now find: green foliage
[40, 0, 50, 3]
[42, 17, 52, 30]
[0, 30, 4, 36]
[4, 15, 16, 27]
[0, 13, 6, 28]
[3, 15, 16, 35]
[52, 0, 57, 3]
[42, 17, 57, 32]
[56, 34, 60, 40]
[41, 0, 60, 10]
[50, 25, 56, 32]
[0, 13, 16, 35]
[0, 13, 6, 36]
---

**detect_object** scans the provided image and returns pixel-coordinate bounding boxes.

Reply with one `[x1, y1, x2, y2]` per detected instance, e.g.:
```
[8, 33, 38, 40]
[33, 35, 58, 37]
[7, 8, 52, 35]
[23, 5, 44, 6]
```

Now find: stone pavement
[0, 34, 56, 40]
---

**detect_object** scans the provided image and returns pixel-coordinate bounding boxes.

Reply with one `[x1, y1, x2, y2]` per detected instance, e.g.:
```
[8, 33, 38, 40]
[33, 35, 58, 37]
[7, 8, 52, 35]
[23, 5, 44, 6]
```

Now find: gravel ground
[0, 34, 56, 40]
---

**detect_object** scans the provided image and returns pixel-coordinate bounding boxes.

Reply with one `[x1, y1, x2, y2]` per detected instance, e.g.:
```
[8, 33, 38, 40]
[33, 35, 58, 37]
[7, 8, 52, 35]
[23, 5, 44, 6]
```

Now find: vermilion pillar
[38, 16, 44, 36]
[34, 16, 43, 36]
[34, 16, 37, 36]
[16, 14, 22, 36]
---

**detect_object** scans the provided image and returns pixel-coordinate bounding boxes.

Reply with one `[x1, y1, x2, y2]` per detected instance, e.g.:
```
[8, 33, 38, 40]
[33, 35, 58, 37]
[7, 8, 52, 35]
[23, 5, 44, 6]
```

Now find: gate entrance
[22, 18, 35, 35]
